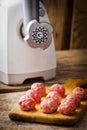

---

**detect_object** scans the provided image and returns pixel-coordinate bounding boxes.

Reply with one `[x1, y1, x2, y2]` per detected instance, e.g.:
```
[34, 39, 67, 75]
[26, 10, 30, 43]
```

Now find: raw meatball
[50, 83, 65, 97]
[66, 93, 81, 107]
[72, 87, 87, 100]
[46, 91, 62, 105]
[58, 98, 76, 115]
[26, 89, 42, 103]
[18, 95, 36, 111]
[31, 82, 46, 97]
[40, 98, 58, 113]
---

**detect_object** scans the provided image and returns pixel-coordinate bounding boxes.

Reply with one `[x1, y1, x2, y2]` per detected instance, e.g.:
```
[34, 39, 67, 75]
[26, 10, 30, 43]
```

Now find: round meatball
[58, 98, 76, 115]
[50, 83, 65, 97]
[40, 98, 58, 113]
[31, 82, 46, 97]
[72, 87, 87, 100]
[46, 91, 62, 105]
[65, 93, 81, 107]
[18, 95, 36, 111]
[26, 89, 42, 103]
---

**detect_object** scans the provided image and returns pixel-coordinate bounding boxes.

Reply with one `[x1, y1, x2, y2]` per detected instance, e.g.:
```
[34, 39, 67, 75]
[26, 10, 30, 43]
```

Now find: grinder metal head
[22, 0, 53, 50]
[24, 20, 53, 49]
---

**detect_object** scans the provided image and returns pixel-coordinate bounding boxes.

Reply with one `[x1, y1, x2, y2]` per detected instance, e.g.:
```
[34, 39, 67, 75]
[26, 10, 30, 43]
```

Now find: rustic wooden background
[41, 0, 87, 50]
[70, 0, 87, 49]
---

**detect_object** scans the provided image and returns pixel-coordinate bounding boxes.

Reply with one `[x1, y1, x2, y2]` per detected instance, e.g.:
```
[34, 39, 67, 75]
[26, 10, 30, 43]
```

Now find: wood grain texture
[41, 0, 70, 50]
[70, 0, 87, 49]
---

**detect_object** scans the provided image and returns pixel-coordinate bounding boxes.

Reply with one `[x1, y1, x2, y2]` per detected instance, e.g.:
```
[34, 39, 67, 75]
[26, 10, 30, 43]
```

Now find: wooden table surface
[0, 49, 87, 130]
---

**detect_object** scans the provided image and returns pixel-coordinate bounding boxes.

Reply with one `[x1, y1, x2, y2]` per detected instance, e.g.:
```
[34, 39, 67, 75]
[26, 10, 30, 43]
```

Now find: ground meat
[72, 87, 87, 100]
[31, 82, 46, 97]
[40, 98, 58, 113]
[49, 83, 65, 97]
[65, 93, 81, 107]
[58, 98, 76, 115]
[58, 87, 87, 115]
[26, 89, 42, 103]
[46, 91, 62, 105]
[18, 95, 36, 111]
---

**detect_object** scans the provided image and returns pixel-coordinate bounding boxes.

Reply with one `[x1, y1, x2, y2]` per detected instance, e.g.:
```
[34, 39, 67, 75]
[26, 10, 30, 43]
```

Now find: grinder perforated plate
[9, 77, 87, 126]
[24, 20, 53, 50]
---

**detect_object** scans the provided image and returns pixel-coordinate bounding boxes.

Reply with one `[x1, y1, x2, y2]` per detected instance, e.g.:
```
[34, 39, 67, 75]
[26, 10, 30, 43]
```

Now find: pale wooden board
[9, 77, 87, 125]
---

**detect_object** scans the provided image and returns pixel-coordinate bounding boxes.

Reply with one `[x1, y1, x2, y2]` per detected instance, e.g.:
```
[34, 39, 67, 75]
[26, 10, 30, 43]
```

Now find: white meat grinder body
[0, 0, 56, 85]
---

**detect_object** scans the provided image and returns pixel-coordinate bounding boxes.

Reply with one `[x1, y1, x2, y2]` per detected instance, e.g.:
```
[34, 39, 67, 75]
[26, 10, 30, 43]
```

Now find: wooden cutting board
[9, 77, 87, 125]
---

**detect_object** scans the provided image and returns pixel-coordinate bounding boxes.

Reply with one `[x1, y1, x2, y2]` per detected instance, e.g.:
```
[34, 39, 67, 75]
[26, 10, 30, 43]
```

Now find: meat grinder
[0, 0, 56, 85]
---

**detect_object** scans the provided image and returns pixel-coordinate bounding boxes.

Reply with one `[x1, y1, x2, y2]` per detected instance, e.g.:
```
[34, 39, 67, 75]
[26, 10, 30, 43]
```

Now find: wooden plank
[70, 0, 87, 49]
[41, 0, 70, 50]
